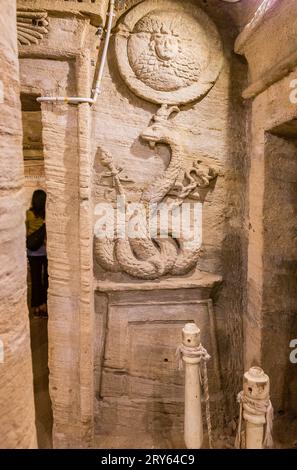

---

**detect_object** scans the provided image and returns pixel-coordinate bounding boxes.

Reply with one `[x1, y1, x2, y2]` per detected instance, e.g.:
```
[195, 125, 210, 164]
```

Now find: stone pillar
[0, 0, 37, 448]
[76, 51, 95, 446]
[41, 98, 81, 447]
[40, 51, 94, 448]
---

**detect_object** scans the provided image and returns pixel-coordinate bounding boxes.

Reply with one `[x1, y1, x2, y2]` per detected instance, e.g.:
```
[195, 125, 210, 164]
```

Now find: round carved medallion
[115, 0, 223, 105]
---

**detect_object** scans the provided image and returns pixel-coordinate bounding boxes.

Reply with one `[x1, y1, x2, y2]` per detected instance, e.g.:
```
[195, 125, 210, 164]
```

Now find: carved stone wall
[1, 0, 295, 449]
[22, 99, 46, 206]
[235, 0, 297, 99]
[92, 0, 247, 442]
[233, 0, 297, 443]
[18, 6, 100, 447]
[240, 55, 297, 419]
[18, 0, 109, 27]
[17, 10, 49, 46]
[16, 0, 247, 448]
[0, 0, 37, 449]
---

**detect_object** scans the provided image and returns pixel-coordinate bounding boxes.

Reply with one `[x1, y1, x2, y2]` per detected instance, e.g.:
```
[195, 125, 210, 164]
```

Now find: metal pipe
[92, 0, 115, 103]
[36, 0, 115, 106]
[36, 96, 94, 104]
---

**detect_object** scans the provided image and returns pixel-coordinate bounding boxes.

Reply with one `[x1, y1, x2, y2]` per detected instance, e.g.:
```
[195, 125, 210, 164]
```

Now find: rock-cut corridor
[0, 0, 297, 451]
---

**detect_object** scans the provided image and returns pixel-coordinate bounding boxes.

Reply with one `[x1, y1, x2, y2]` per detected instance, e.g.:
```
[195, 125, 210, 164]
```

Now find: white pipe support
[36, 0, 115, 106]
[92, 0, 115, 103]
[36, 97, 94, 104]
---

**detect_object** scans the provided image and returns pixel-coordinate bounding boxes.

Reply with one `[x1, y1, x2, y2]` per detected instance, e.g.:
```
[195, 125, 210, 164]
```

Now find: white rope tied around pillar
[176, 344, 213, 448]
[235, 391, 274, 449]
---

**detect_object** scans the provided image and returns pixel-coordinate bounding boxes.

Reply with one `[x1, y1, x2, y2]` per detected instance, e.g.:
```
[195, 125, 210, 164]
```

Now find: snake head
[141, 104, 180, 149]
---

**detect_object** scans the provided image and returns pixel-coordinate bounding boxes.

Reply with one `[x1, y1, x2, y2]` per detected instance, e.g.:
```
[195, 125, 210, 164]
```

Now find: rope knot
[235, 390, 274, 449]
[175, 343, 211, 370]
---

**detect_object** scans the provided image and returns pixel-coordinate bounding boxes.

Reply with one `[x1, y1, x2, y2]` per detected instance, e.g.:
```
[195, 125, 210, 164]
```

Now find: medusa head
[127, 10, 206, 92]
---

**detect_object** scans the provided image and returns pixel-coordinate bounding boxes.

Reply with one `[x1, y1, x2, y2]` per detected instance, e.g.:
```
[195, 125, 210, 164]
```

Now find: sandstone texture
[0, 0, 37, 449]
[0, 0, 296, 449]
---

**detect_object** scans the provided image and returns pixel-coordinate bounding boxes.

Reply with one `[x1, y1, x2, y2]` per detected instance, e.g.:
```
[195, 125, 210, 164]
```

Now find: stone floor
[273, 413, 297, 449]
[94, 417, 297, 448]
[29, 313, 53, 449]
[27, 266, 53, 449]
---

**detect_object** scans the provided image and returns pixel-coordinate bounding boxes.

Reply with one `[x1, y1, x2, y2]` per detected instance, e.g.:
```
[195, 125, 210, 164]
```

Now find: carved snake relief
[94, 105, 217, 279]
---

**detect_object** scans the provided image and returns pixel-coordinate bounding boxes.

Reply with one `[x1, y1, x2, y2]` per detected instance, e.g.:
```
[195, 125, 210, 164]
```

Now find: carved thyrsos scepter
[235, 366, 274, 449]
[177, 323, 212, 449]
[101, 150, 125, 196]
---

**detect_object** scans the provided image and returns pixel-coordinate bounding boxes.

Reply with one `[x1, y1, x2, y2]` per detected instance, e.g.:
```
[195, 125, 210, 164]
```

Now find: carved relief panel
[93, 0, 226, 443]
[115, 0, 223, 104]
[17, 11, 49, 46]
[94, 0, 223, 281]
[94, 105, 219, 280]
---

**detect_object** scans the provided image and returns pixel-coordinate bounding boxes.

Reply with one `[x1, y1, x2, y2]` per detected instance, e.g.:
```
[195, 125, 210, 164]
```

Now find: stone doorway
[21, 93, 53, 448]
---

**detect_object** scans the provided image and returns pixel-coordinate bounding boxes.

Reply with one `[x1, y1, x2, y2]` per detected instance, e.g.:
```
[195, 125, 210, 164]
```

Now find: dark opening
[21, 93, 53, 449]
